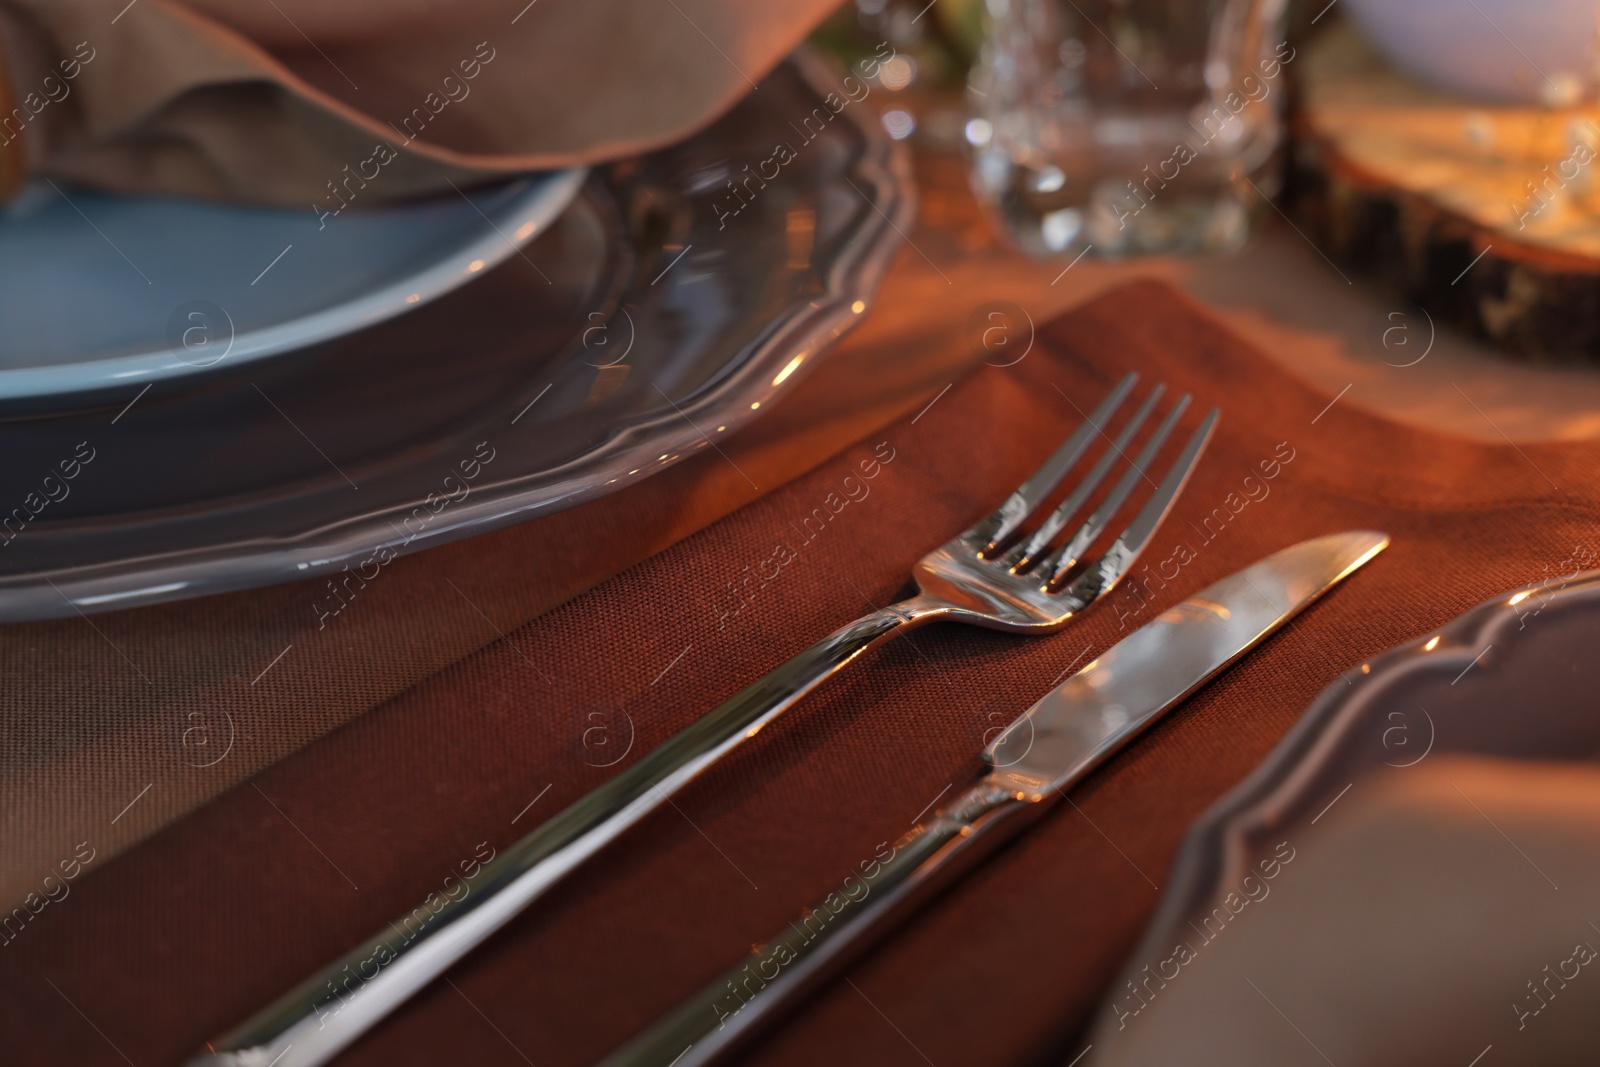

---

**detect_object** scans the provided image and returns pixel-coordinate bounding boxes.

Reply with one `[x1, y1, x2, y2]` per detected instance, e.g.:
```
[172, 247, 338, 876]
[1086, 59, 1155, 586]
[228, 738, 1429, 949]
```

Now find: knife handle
[599, 777, 1048, 1067]
[192, 596, 948, 1067]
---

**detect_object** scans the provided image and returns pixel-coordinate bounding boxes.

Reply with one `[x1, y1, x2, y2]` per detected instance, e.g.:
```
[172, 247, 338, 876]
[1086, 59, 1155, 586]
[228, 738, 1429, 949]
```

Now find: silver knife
[599, 530, 1389, 1067]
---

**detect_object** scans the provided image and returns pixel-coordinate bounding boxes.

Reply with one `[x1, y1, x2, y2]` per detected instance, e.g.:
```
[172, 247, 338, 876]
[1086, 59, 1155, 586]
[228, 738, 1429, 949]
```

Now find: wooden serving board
[1291, 17, 1600, 362]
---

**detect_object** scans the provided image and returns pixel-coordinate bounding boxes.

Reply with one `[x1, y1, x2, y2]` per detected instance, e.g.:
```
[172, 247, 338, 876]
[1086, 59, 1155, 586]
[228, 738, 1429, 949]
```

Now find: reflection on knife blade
[601, 530, 1389, 1067]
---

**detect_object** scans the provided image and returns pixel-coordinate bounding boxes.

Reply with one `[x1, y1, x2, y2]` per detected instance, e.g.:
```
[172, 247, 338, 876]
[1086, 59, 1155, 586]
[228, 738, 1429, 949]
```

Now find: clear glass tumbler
[966, 0, 1291, 257]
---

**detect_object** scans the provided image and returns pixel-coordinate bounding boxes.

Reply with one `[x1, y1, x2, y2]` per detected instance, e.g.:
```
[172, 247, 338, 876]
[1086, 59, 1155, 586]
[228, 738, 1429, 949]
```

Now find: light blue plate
[0, 169, 585, 401]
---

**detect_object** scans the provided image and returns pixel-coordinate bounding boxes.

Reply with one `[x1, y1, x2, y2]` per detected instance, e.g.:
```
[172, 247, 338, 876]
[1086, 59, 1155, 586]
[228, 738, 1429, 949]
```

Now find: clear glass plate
[0, 54, 911, 621]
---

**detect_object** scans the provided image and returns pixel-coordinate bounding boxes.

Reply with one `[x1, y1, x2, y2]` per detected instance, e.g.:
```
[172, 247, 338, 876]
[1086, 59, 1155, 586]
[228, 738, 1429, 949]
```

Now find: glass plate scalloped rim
[7, 51, 913, 621]
[1083, 565, 1600, 1046]
[0, 170, 585, 400]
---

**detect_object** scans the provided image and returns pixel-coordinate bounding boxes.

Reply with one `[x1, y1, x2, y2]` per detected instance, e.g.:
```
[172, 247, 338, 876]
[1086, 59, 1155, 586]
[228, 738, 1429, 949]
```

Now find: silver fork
[193, 372, 1217, 1067]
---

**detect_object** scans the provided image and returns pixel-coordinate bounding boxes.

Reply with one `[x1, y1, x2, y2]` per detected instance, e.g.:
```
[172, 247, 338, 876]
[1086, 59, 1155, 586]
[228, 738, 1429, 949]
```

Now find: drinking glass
[966, 0, 1291, 257]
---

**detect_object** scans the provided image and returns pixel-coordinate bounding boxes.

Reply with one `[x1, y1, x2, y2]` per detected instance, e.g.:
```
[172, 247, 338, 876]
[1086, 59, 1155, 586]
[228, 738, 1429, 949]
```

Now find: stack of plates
[0, 56, 910, 622]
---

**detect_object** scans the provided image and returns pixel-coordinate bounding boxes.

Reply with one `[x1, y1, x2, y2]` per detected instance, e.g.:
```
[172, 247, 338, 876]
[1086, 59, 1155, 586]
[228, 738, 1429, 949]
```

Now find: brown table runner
[7, 279, 1600, 1066]
[15, 141, 1600, 930]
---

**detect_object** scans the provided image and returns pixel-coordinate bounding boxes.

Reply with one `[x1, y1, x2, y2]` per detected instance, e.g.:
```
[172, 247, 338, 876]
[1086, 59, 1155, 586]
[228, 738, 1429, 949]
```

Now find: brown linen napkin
[8, 279, 1600, 1066]
[1087, 756, 1600, 1066]
[0, 0, 837, 204]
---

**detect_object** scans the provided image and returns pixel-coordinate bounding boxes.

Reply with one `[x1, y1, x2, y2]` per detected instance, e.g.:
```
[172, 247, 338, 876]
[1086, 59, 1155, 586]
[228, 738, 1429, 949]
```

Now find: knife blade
[600, 530, 1389, 1067]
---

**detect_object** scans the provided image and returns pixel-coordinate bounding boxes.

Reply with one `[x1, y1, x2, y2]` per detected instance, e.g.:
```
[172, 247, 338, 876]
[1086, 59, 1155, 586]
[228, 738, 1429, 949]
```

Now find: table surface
[847, 149, 1600, 445]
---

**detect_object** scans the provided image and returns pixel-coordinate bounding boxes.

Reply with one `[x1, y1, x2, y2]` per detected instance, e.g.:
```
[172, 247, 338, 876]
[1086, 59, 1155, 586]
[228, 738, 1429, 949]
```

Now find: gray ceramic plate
[0, 171, 584, 400]
[0, 53, 911, 621]
[1083, 562, 1600, 1054]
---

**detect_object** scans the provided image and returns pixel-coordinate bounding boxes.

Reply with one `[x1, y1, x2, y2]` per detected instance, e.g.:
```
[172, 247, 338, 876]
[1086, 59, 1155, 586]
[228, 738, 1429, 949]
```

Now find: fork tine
[1051, 406, 1219, 594]
[1001, 384, 1165, 572]
[965, 372, 1138, 552]
[1035, 392, 1192, 584]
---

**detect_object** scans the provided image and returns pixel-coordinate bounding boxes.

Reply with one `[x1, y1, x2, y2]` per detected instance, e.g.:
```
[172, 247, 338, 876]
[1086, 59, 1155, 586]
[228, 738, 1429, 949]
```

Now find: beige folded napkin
[0, 0, 837, 205]
[1088, 756, 1600, 1066]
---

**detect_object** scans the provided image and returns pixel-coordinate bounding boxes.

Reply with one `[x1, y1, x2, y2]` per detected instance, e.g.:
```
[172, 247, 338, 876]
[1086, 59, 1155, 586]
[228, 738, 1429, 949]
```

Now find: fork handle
[598, 776, 1045, 1067]
[192, 595, 948, 1067]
